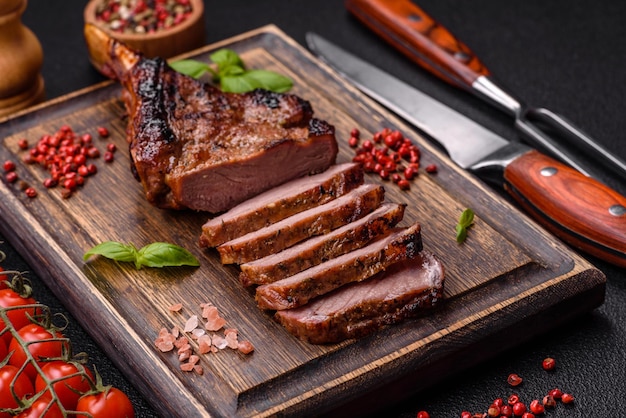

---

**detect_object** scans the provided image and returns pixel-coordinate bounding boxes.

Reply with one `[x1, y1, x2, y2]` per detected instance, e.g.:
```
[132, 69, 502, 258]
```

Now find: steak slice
[84, 24, 338, 213]
[199, 163, 364, 248]
[216, 183, 385, 264]
[255, 223, 423, 311]
[274, 250, 444, 344]
[239, 202, 406, 287]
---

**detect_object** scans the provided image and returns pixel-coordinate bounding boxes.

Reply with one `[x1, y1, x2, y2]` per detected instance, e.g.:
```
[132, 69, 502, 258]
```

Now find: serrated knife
[306, 32, 626, 267]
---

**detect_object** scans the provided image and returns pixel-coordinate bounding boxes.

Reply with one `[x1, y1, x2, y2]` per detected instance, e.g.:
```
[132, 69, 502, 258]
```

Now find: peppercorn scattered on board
[0, 25, 605, 417]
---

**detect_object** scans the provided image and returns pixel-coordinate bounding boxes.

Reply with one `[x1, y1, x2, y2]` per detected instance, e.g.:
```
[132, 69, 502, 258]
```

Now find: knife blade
[306, 32, 626, 267]
[344, 0, 626, 183]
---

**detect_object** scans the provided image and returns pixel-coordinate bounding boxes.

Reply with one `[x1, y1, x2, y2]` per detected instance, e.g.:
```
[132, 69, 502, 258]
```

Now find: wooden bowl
[84, 0, 206, 59]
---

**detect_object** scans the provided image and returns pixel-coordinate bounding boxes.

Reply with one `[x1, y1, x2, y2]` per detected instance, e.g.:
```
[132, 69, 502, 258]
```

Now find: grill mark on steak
[216, 183, 385, 264]
[84, 24, 338, 213]
[274, 250, 444, 344]
[255, 222, 423, 311]
[199, 162, 364, 248]
[239, 202, 406, 287]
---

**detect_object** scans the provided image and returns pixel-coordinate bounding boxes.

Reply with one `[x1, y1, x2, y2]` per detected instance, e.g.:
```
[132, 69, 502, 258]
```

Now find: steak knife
[306, 33, 626, 267]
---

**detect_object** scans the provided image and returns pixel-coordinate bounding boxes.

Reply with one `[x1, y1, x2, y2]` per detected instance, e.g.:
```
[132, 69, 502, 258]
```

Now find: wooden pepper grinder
[0, 0, 45, 118]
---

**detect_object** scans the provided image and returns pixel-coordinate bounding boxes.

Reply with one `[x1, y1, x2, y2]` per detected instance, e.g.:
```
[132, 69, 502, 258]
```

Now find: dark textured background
[0, 1, 623, 416]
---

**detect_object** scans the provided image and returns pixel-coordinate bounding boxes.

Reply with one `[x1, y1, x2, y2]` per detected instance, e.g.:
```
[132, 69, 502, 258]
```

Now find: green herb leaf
[171, 49, 293, 93]
[455, 208, 475, 243]
[136, 242, 200, 269]
[240, 70, 293, 93]
[169, 59, 214, 79]
[83, 241, 137, 263]
[210, 48, 245, 70]
[83, 241, 199, 270]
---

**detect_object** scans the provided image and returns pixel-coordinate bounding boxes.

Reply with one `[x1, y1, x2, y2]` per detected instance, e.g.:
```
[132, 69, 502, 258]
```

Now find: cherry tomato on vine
[76, 387, 135, 418]
[8, 323, 69, 380]
[15, 392, 64, 418]
[0, 364, 35, 418]
[0, 338, 7, 362]
[0, 288, 39, 345]
[35, 361, 94, 410]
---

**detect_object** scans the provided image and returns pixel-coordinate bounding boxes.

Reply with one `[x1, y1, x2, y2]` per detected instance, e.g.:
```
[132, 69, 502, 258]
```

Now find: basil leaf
[83, 241, 138, 263]
[455, 208, 475, 243]
[169, 59, 213, 79]
[455, 224, 467, 244]
[136, 242, 200, 269]
[210, 48, 245, 70]
[242, 70, 293, 93]
[220, 75, 260, 93]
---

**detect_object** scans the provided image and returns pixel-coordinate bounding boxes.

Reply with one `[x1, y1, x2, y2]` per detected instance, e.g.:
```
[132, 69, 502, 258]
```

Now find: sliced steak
[239, 202, 406, 286]
[255, 223, 422, 311]
[199, 163, 364, 248]
[216, 183, 385, 264]
[84, 23, 338, 213]
[274, 250, 444, 344]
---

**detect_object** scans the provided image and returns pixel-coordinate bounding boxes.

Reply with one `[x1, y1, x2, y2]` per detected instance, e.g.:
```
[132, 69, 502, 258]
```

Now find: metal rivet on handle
[540, 167, 558, 177]
[609, 204, 626, 216]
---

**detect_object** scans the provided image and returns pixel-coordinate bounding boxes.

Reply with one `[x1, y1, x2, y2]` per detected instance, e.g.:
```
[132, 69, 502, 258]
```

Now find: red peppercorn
[460, 412, 472, 418]
[542, 395, 556, 408]
[487, 405, 500, 417]
[416, 411, 430, 418]
[43, 178, 57, 188]
[404, 166, 416, 180]
[528, 399, 544, 414]
[63, 178, 77, 191]
[425, 163, 438, 174]
[18, 138, 29, 149]
[548, 388, 562, 400]
[104, 151, 115, 163]
[507, 394, 519, 405]
[500, 405, 513, 417]
[512, 402, 526, 416]
[3, 160, 16, 172]
[348, 136, 359, 148]
[507, 373, 523, 387]
[521, 413, 535, 418]
[5, 171, 18, 183]
[492, 398, 504, 408]
[560, 393, 574, 404]
[541, 357, 555, 371]
[107, 143, 117, 153]
[25, 187, 37, 198]
[97, 126, 110, 137]
[350, 128, 360, 139]
[397, 179, 410, 190]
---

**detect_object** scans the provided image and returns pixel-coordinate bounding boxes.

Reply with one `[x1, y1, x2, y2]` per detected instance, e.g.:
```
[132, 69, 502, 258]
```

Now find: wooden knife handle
[345, 0, 490, 89]
[505, 150, 626, 267]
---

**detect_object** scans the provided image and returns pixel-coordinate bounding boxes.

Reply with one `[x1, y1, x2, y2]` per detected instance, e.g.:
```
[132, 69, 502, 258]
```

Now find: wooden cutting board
[0, 25, 605, 417]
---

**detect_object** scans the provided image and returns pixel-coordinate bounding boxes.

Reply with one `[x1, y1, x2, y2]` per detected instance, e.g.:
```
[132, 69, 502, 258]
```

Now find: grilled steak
[216, 183, 385, 264]
[199, 163, 364, 248]
[239, 202, 406, 286]
[274, 251, 444, 344]
[255, 223, 422, 311]
[84, 24, 338, 213]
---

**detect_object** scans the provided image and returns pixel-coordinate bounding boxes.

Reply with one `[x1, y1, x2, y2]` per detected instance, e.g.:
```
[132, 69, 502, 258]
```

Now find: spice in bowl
[94, 0, 194, 35]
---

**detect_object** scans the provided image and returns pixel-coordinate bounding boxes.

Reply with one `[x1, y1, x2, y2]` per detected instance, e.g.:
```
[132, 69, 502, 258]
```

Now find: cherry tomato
[0, 364, 35, 418]
[15, 392, 64, 418]
[0, 338, 7, 362]
[76, 387, 135, 418]
[0, 288, 39, 345]
[35, 361, 94, 410]
[8, 323, 69, 380]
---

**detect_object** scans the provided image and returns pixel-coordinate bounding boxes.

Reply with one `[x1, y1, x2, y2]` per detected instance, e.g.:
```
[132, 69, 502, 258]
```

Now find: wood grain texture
[0, 26, 605, 417]
[505, 149, 626, 267]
